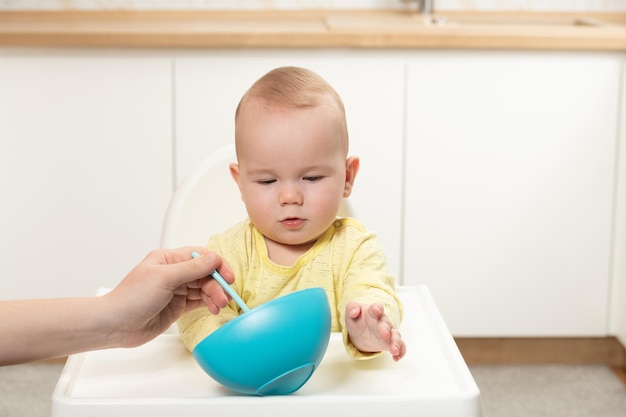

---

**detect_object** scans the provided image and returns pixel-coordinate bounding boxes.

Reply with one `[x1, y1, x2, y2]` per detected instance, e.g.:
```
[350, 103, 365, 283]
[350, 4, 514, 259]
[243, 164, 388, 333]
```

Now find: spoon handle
[192, 251, 250, 313]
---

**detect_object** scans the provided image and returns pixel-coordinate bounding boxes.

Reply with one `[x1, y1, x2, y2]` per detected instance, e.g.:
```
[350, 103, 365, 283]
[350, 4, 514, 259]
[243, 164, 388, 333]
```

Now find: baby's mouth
[281, 217, 305, 229]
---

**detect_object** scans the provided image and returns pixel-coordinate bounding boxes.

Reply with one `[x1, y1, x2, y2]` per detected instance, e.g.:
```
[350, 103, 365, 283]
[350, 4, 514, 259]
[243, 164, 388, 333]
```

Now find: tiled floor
[471, 365, 626, 417]
[0, 360, 64, 417]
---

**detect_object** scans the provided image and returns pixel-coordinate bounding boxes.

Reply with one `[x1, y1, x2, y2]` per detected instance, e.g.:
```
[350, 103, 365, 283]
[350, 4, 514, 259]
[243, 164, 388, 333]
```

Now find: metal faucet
[413, 0, 446, 25]
[420, 0, 433, 15]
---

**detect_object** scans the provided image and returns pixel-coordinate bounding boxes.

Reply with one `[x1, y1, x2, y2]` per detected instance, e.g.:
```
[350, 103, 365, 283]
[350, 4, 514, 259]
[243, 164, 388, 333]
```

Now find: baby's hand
[345, 302, 406, 362]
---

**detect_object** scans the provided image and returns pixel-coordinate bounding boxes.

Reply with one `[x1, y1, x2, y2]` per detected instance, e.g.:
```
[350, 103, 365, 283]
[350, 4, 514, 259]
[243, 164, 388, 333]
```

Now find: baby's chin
[265, 233, 321, 248]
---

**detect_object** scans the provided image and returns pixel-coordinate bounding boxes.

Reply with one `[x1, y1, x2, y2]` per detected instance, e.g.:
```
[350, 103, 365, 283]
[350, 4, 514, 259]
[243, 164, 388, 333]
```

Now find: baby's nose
[279, 183, 303, 205]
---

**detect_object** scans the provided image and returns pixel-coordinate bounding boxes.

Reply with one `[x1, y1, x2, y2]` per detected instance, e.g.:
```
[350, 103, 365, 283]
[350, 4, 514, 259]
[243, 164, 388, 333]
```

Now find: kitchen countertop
[0, 10, 625, 50]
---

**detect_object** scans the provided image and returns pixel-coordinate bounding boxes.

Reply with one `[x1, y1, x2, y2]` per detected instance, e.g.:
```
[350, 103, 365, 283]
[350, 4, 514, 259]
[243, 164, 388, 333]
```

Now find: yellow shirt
[177, 217, 403, 359]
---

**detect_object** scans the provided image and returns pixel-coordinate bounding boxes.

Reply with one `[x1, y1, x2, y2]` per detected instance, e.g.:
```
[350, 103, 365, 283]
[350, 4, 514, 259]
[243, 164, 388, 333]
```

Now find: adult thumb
[162, 251, 221, 287]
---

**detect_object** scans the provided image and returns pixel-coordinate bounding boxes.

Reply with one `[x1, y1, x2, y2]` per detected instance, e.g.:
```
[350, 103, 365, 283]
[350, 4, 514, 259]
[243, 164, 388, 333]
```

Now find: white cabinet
[611, 62, 626, 347]
[174, 51, 405, 278]
[403, 51, 621, 336]
[0, 50, 173, 299]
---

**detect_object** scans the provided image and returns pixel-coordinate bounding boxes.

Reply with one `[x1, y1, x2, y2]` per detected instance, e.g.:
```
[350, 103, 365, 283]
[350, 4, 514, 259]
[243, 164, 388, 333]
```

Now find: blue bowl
[192, 287, 331, 396]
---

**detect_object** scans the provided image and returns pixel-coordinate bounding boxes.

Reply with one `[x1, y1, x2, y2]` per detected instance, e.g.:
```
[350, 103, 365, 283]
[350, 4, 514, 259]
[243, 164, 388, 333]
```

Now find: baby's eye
[257, 179, 276, 185]
[303, 176, 322, 182]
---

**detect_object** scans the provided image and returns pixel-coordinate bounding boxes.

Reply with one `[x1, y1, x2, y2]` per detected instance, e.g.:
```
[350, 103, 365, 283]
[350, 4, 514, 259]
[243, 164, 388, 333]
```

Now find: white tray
[52, 285, 480, 417]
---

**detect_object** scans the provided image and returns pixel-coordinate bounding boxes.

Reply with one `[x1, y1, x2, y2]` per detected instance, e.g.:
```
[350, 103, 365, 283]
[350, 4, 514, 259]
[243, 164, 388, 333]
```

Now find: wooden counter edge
[0, 10, 625, 50]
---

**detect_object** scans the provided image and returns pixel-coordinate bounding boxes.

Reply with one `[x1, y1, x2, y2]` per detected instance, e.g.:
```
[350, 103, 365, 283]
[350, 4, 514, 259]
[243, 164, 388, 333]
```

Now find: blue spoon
[192, 251, 250, 313]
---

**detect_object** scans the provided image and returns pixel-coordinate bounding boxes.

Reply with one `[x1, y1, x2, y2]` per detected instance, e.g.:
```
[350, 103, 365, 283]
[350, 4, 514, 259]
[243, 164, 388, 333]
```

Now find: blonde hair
[235, 66, 349, 151]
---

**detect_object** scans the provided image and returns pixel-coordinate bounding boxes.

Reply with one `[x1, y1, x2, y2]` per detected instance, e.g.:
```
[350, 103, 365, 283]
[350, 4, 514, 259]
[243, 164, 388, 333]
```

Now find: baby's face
[231, 99, 350, 248]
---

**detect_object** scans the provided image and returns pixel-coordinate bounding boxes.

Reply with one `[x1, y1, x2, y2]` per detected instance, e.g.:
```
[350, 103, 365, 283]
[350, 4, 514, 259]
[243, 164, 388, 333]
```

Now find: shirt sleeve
[335, 226, 404, 360]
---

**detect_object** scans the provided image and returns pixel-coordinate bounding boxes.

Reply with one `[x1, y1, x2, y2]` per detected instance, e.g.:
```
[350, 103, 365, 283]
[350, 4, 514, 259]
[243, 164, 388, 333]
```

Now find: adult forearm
[0, 296, 117, 365]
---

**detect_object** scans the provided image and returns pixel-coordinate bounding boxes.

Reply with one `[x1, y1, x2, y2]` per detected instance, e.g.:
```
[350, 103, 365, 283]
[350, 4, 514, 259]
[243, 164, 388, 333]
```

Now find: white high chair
[160, 144, 245, 249]
[52, 146, 481, 417]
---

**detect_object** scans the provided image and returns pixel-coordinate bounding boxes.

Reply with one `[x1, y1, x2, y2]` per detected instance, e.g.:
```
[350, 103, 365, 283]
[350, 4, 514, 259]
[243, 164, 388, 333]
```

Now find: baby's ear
[343, 156, 360, 197]
[229, 163, 244, 200]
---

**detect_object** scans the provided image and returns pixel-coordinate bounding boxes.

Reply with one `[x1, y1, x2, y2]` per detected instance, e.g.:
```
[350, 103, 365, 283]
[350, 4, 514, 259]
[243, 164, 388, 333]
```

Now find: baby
[178, 66, 406, 361]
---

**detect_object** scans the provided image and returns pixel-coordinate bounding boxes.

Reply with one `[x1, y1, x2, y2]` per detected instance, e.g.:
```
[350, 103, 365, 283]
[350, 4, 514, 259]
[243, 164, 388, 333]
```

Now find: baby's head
[234, 66, 349, 157]
[230, 67, 359, 252]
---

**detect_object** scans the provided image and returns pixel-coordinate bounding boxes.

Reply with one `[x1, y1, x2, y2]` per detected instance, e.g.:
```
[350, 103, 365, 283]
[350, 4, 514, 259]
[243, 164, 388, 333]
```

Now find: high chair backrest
[160, 145, 246, 249]
[160, 145, 354, 249]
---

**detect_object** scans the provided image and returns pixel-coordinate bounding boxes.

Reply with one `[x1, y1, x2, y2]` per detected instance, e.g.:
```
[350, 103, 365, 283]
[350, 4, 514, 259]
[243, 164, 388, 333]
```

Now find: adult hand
[104, 247, 235, 349]
[0, 247, 235, 366]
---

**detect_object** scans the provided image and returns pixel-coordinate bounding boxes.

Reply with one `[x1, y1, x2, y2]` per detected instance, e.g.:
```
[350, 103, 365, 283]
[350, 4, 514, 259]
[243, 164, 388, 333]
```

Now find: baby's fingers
[346, 301, 363, 319]
[390, 329, 407, 361]
[367, 303, 385, 320]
